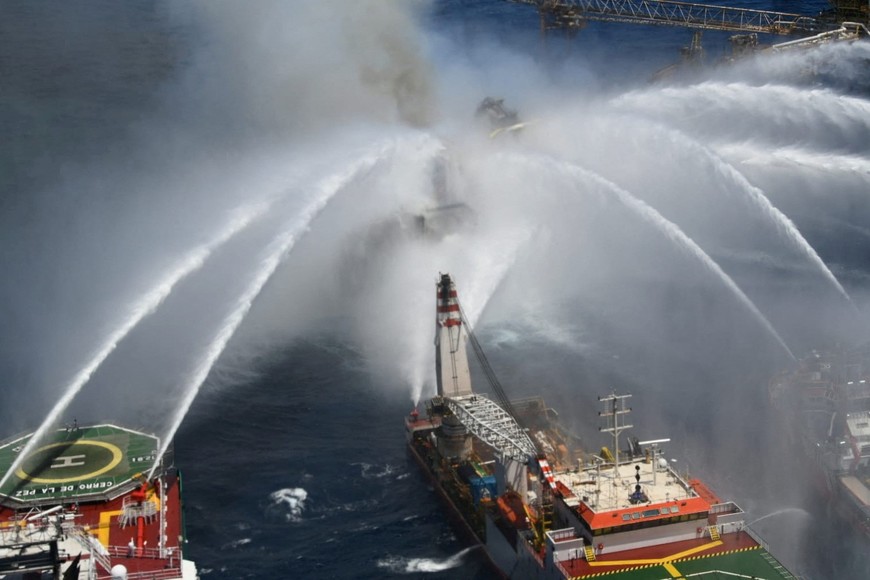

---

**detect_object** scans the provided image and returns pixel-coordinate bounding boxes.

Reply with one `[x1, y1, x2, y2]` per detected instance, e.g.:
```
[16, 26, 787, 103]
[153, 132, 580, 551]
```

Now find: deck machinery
[406, 273, 798, 579]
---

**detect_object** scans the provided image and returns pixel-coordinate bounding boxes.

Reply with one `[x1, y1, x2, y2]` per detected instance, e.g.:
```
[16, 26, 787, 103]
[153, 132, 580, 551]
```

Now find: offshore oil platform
[508, 0, 869, 58]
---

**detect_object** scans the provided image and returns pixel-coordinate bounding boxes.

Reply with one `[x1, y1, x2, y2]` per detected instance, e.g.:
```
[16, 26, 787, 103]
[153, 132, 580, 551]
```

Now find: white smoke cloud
[170, 1, 435, 136]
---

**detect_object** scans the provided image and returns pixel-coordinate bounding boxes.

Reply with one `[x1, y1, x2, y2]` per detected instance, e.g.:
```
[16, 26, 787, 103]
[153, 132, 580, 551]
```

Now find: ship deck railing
[96, 569, 183, 580]
[555, 557, 574, 578]
[741, 524, 769, 551]
[106, 545, 180, 561]
[67, 525, 111, 571]
[758, 550, 802, 580]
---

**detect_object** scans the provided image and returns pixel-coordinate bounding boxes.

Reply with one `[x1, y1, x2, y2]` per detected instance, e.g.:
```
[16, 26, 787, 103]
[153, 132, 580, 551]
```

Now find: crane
[509, 1, 866, 34]
[507, 1, 867, 57]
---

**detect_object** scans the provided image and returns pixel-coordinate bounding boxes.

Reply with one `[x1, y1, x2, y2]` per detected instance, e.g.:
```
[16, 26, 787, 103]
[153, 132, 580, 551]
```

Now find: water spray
[462, 228, 534, 329]
[148, 141, 395, 477]
[0, 200, 275, 490]
[625, 121, 856, 310]
[404, 225, 533, 406]
[710, 147, 856, 310]
[716, 142, 870, 177]
[614, 82, 870, 152]
[508, 152, 797, 363]
[410, 378, 424, 408]
[747, 507, 811, 526]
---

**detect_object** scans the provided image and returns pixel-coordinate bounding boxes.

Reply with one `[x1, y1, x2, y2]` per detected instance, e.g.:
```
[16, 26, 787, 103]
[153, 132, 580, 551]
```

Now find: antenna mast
[599, 393, 633, 470]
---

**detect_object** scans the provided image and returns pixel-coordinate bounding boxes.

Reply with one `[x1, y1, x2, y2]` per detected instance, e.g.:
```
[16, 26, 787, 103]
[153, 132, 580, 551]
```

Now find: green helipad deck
[0, 424, 159, 506]
[570, 545, 797, 580]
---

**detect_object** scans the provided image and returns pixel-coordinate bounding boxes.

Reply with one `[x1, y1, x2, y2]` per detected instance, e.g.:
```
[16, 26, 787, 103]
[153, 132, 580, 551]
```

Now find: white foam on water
[354, 462, 401, 479]
[376, 546, 478, 573]
[269, 487, 308, 522]
[221, 538, 252, 549]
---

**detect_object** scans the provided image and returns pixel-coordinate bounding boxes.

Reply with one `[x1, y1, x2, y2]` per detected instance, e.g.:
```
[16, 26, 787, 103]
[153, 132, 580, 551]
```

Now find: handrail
[97, 569, 182, 580]
[68, 526, 112, 574]
[106, 545, 176, 560]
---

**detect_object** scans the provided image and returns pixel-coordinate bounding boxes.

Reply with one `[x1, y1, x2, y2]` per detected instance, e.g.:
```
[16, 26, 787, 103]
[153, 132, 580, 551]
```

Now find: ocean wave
[350, 522, 380, 533]
[221, 537, 252, 549]
[268, 487, 308, 522]
[376, 546, 477, 573]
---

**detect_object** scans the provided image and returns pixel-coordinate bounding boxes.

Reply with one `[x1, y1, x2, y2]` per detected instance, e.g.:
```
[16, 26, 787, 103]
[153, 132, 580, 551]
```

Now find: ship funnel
[435, 274, 473, 398]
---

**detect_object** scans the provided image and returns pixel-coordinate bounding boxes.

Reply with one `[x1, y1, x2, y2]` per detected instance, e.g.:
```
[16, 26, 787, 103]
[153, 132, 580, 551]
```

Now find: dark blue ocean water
[2, 1, 870, 579]
[176, 339, 489, 579]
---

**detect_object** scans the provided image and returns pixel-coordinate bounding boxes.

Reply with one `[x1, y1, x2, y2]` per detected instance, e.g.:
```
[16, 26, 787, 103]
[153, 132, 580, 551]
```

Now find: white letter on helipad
[51, 455, 87, 469]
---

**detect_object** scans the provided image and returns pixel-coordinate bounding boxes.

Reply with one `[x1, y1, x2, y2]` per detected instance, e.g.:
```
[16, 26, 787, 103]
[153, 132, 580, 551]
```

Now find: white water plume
[0, 199, 275, 490]
[410, 225, 533, 402]
[410, 372, 426, 407]
[613, 82, 870, 151]
[148, 141, 394, 475]
[8, 2, 870, 578]
[376, 546, 478, 574]
[716, 142, 870, 177]
[522, 311, 588, 353]
[702, 141, 856, 309]
[459, 227, 535, 328]
[747, 506, 811, 527]
[509, 152, 797, 362]
[732, 37, 870, 86]
[560, 116, 857, 308]
[398, 224, 533, 404]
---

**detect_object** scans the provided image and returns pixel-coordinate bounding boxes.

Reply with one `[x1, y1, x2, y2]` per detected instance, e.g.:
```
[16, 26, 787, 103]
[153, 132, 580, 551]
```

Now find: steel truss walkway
[512, 0, 829, 35]
[447, 394, 537, 461]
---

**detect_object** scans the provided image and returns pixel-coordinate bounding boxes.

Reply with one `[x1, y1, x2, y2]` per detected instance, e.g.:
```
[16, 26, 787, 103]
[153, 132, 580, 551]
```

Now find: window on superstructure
[610, 514, 697, 534]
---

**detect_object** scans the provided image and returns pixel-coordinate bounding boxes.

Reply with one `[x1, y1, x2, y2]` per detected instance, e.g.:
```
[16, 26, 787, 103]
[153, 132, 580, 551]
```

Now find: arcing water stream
[515, 152, 797, 361]
[2, 2, 870, 577]
[148, 140, 399, 474]
[0, 200, 274, 490]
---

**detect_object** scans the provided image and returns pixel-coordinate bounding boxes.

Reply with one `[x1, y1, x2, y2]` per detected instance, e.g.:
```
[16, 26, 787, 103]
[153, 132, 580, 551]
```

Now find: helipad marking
[662, 562, 681, 577]
[581, 539, 724, 578]
[15, 440, 123, 484]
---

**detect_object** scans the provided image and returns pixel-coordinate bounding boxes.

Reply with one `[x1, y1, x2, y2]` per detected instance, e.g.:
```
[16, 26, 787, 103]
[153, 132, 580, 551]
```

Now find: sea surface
[2, 1, 870, 578]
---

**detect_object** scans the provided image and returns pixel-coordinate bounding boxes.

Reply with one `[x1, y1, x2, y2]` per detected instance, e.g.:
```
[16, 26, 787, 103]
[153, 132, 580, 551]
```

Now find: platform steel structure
[446, 395, 537, 461]
[510, 0, 832, 35]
